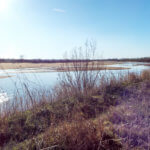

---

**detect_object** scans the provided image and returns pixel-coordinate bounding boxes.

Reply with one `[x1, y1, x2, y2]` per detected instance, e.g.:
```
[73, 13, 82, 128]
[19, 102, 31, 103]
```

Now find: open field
[0, 61, 121, 69]
[0, 62, 65, 69]
[0, 61, 127, 71]
[0, 76, 12, 79]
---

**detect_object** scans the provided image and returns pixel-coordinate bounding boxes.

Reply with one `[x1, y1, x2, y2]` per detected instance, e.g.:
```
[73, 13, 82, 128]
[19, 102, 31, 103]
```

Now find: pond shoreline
[0, 61, 122, 69]
[0, 76, 12, 79]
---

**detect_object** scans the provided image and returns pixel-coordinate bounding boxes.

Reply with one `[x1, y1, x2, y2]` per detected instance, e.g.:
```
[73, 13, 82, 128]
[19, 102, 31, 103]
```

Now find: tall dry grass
[0, 41, 150, 149]
[0, 69, 150, 149]
[13, 118, 122, 150]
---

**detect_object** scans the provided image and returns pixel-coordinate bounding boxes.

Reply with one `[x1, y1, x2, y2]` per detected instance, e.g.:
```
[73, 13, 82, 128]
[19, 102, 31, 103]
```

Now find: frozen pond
[0, 62, 150, 103]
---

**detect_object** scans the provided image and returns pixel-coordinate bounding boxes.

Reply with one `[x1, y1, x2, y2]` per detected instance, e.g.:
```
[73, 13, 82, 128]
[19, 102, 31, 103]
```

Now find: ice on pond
[0, 91, 9, 103]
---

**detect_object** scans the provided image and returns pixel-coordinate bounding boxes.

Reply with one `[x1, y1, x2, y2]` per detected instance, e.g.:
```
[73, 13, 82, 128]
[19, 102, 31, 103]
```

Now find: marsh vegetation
[0, 42, 149, 150]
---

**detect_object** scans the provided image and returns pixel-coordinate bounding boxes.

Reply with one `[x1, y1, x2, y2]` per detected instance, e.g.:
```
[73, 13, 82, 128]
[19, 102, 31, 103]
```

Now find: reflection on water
[0, 62, 150, 103]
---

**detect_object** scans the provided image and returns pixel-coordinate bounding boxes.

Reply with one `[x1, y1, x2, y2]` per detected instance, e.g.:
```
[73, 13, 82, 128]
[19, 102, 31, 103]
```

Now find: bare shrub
[57, 40, 102, 99]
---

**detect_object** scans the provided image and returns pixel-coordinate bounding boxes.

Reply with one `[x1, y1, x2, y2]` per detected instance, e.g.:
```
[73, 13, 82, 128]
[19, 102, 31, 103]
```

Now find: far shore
[56, 66, 130, 72]
[0, 61, 123, 70]
[134, 63, 150, 67]
[0, 76, 12, 79]
[0, 61, 131, 74]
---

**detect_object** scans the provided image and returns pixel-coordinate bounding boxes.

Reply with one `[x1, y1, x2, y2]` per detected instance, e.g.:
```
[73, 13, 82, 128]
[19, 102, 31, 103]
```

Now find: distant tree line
[0, 57, 150, 63]
[0, 59, 92, 63]
[106, 57, 150, 62]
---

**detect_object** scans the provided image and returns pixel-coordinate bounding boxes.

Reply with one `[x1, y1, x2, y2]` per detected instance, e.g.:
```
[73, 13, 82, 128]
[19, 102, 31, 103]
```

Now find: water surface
[0, 62, 149, 103]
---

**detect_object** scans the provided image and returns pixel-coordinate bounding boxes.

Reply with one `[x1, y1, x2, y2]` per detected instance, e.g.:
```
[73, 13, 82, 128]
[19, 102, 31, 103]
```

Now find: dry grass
[56, 66, 129, 71]
[0, 75, 12, 79]
[13, 118, 122, 150]
[0, 62, 64, 69]
[0, 42, 150, 149]
[107, 81, 150, 149]
[0, 61, 124, 70]
[0, 70, 150, 149]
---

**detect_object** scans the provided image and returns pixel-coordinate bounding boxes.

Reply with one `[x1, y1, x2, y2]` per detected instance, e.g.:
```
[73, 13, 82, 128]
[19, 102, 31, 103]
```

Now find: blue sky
[0, 0, 150, 59]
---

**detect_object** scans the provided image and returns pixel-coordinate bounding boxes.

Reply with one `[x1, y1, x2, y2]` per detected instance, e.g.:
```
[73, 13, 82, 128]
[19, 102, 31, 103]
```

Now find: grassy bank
[0, 69, 150, 150]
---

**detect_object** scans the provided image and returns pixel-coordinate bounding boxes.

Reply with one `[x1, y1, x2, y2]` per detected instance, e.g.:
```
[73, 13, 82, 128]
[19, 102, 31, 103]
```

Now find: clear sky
[0, 0, 150, 59]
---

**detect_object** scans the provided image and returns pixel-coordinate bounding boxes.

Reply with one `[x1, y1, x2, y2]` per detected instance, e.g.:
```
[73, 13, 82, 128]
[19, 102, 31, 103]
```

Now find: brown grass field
[0, 61, 126, 70]
[0, 76, 12, 79]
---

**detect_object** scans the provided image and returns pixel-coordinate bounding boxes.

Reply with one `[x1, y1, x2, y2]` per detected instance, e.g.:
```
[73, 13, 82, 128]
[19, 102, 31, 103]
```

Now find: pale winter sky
[0, 0, 150, 59]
